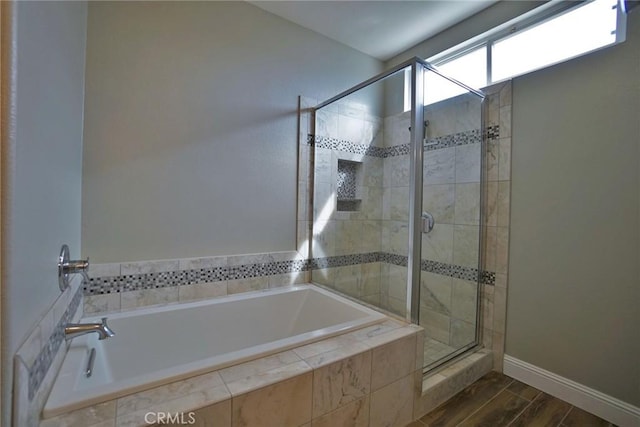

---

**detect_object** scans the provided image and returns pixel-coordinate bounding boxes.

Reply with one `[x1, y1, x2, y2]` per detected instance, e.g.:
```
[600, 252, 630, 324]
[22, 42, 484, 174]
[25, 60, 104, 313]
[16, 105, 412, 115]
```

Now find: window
[491, 0, 619, 81]
[414, 0, 625, 107]
[425, 46, 487, 105]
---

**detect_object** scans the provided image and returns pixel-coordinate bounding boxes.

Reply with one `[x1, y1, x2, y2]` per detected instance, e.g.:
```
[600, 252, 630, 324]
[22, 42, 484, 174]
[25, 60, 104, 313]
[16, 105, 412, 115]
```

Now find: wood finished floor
[408, 371, 617, 427]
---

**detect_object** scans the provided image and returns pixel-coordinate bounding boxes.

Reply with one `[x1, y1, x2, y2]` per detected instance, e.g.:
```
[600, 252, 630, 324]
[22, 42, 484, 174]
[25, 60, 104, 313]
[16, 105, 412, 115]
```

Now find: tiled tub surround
[9, 251, 489, 427]
[40, 317, 426, 427]
[45, 285, 386, 417]
[83, 251, 310, 314]
[13, 276, 85, 427]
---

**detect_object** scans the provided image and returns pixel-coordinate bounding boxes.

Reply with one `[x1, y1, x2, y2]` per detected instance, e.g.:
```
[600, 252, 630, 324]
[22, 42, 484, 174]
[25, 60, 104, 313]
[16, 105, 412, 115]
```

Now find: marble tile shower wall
[307, 96, 491, 320]
[312, 101, 385, 307]
[304, 81, 513, 374]
[380, 110, 410, 316]
[479, 81, 512, 372]
[379, 93, 484, 354]
[420, 94, 483, 349]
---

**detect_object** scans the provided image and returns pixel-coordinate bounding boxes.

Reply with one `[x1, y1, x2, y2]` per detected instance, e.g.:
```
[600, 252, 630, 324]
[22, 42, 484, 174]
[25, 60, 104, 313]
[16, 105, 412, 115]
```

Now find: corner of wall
[1, 1, 18, 424]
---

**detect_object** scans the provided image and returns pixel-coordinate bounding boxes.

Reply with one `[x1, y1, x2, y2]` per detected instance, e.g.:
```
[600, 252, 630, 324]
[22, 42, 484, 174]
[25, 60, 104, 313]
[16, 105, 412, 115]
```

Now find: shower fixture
[58, 244, 90, 291]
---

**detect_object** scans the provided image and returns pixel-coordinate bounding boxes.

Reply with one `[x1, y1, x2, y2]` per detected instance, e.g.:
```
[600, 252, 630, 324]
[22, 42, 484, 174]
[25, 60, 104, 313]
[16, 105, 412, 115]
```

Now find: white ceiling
[249, 1, 499, 61]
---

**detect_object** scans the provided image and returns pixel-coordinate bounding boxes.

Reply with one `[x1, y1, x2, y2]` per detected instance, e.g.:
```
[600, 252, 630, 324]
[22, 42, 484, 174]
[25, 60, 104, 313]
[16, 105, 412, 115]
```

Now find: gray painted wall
[507, 10, 640, 407]
[81, 1, 382, 263]
[2, 1, 87, 424]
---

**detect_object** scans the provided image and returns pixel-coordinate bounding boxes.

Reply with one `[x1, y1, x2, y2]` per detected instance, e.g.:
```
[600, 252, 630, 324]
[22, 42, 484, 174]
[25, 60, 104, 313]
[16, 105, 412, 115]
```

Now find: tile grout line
[556, 405, 574, 427]
[367, 349, 373, 425]
[453, 378, 515, 426]
[310, 364, 315, 426]
[503, 388, 541, 427]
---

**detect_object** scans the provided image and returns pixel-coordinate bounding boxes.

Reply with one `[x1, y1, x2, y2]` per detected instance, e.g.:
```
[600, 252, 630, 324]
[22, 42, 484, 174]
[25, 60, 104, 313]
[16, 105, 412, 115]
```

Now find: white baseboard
[503, 355, 640, 427]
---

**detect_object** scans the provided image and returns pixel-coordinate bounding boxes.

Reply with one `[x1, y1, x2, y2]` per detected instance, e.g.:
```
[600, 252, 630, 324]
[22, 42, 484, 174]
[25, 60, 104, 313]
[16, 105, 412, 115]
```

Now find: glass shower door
[311, 66, 412, 318]
[420, 68, 484, 369]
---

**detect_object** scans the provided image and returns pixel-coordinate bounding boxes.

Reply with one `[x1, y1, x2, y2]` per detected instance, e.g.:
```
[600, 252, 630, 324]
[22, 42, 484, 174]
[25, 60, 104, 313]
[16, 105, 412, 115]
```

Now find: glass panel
[313, 61, 484, 373]
[421, 68, 483, 370]
[312, 67, 411, 317]
[425, 46, 487, 106]
[492, 0, 617, 82]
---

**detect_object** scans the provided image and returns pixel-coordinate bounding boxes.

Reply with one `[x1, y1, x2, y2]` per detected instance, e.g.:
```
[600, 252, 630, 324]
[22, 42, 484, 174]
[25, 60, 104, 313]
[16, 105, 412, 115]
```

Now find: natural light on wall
[415, 0, 623, 108]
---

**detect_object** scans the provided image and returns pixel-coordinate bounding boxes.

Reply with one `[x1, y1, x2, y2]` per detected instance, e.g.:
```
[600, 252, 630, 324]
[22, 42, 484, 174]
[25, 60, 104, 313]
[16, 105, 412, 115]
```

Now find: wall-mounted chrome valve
[421, 211, 435, 234]
[58, 244, 90, 291]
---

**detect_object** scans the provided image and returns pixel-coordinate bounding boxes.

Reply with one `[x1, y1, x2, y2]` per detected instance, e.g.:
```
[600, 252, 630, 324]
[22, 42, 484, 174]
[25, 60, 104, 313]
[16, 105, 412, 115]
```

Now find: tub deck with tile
[41, 318, 425, 427]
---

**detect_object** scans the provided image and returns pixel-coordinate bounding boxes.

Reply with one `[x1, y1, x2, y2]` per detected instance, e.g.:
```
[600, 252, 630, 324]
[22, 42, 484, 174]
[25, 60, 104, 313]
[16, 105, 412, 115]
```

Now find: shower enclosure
[310, 57, 485, 373]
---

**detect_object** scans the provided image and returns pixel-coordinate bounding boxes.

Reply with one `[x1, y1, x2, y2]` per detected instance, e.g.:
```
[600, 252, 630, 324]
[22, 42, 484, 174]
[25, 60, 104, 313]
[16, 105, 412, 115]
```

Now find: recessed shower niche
[337, 159, 362, 212]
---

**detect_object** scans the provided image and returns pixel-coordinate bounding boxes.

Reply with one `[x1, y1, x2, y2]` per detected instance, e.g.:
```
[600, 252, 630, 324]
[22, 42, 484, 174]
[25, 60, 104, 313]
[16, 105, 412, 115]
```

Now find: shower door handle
[422, 211, 435, 234]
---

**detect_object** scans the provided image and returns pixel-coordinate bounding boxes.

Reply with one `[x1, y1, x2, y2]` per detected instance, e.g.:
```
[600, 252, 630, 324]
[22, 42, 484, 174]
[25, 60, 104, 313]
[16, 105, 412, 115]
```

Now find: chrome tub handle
[86, 347, 96, 378]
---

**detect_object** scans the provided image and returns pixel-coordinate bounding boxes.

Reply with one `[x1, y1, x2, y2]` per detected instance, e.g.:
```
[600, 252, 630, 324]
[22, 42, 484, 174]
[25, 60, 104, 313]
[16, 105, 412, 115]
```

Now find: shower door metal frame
[314, 56, 485, 328]
[406, 61, 424, 324]
[407, 60, 485, 328]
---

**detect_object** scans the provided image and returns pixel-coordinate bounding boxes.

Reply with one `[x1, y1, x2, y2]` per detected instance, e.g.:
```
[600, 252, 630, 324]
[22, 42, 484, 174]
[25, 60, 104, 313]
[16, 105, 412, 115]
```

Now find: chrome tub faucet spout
[65, 317, 115, 341]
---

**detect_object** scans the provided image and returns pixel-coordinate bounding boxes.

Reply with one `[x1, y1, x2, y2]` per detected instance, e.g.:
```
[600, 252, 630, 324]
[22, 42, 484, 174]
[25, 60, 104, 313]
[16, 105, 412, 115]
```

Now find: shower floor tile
[405, 371, 617, 427]
[423, 337, 456, 367]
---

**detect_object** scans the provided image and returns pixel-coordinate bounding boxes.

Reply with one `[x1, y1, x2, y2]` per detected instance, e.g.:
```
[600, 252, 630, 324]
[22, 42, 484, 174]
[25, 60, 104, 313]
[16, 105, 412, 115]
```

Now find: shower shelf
[337, 198, 361, 212]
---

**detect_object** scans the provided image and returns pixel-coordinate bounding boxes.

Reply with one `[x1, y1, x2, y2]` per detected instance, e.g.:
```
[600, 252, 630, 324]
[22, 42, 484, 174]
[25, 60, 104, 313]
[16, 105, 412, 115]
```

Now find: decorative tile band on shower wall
[308, 134, 389, 158]
[13, 275, 86, 426]
[486, 125, 500, 140]
[84, 258, 309, 295]
[27, 286, 82, 400]
[308, 127, 490, 158]
[378, 253, 495, 285]
[84, 252, 495, 296]
[424, 128, 484, 151]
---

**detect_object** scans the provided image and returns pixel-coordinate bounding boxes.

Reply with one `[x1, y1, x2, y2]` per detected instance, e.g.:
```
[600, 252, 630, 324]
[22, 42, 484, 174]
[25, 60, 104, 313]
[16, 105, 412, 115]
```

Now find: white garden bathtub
[43, 284, 386, 418]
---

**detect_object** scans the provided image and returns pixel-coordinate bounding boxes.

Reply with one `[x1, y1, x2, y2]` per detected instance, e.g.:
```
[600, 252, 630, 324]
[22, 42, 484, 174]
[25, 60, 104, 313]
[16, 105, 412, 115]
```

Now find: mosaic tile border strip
[487, 125, 500, 140]
[309, 135, 387, 158]
[28, 285, 83, 401]
[309, 127, 491, 158]
[379, 252, 495, 284]
[385, 144, 411, 157]
[309, 252, 380, 269]
[424, 128, 483, 151]
[85, 252, 494, 296]
[378, 252, 408, 267]
[85, 259, 309, 295]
